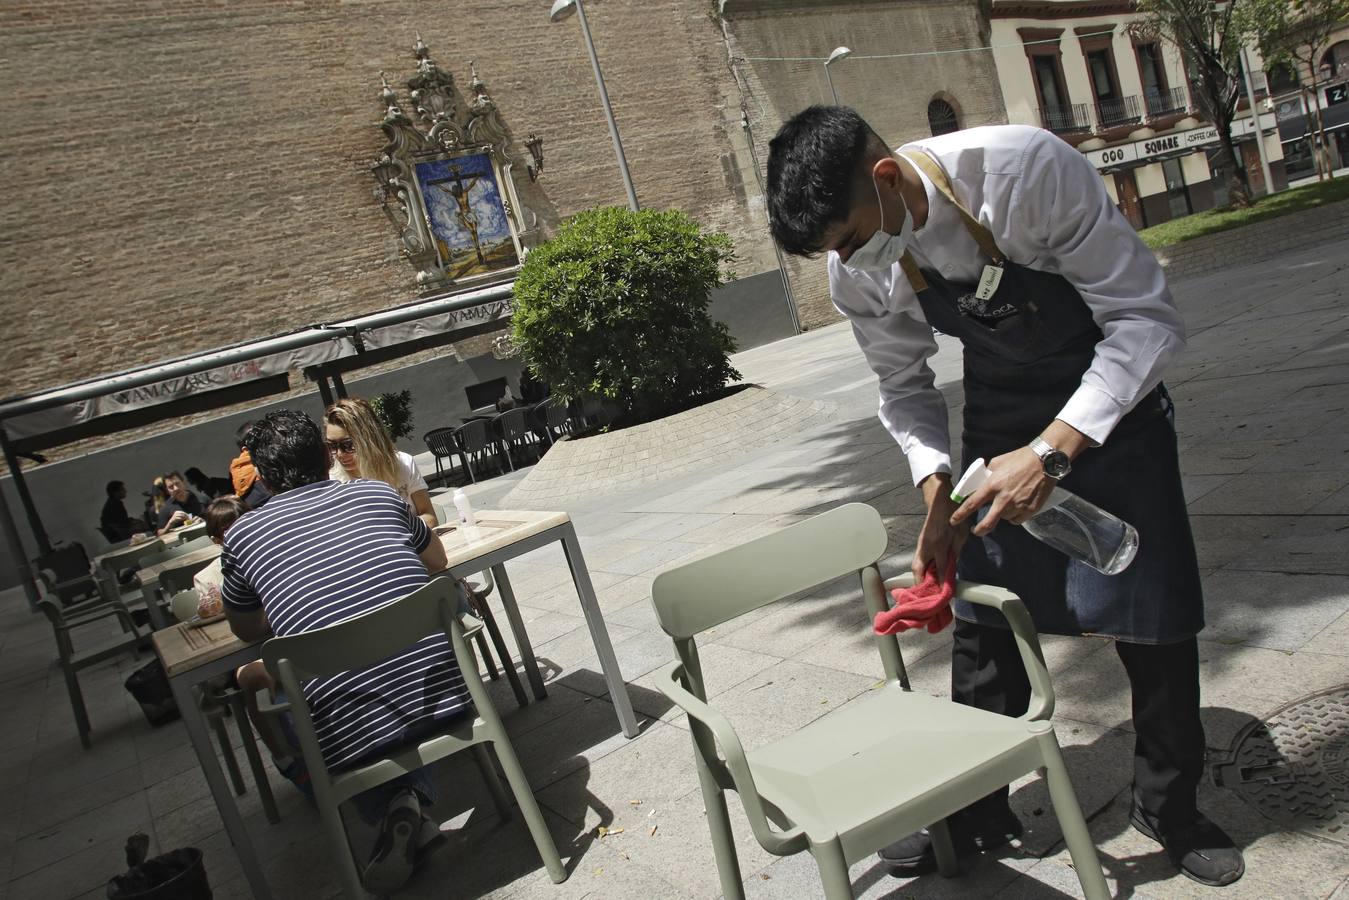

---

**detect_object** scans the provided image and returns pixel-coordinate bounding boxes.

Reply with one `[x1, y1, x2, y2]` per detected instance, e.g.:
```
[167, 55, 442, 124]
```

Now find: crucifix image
[426, 164, 486, 265]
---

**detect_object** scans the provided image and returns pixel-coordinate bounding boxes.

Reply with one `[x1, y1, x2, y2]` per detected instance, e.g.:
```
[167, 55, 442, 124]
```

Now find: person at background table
[222, 409, 461, 893]
[191, 495, 248, 618]
[100, 480, 151, 543]
[144, 475, 168, 531]
[325, 397, 438, 529]
[155, 471, 204, 536]
[185, 466, 235, 500]
[229, 421, 272, 510]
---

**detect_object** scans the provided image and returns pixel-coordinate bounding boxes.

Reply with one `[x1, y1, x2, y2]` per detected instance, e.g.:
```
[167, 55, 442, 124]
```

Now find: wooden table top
[153, 509, 570, 678]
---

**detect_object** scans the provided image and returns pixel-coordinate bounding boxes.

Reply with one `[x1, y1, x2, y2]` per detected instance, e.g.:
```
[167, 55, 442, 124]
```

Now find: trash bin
[124, 660, 180, 727]
[107, 836, 211, 899]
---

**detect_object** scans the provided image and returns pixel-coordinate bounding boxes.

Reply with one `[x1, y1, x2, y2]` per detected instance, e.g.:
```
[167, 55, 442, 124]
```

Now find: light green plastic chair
[259, 576, 567, 900]
[650, 502, 1109, 900]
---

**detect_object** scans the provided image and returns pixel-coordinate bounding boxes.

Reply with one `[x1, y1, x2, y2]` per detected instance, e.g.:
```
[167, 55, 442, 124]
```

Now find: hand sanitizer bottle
[951, 459, 1139, 575]
[452, 488, 476, 527]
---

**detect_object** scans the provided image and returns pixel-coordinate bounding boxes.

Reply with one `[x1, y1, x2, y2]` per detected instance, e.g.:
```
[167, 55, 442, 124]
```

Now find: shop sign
[1085, 119, 1263, 170]
[1328, 83, 1348, 107]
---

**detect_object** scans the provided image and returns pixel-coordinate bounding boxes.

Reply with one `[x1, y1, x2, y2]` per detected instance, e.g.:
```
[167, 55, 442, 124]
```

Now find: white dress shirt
[829, 124, 1186, 486]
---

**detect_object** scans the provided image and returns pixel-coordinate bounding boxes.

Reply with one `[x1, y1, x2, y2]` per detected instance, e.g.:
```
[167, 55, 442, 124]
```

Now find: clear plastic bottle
[452, 488, 476, 526]
[951, 458, 1139, 575]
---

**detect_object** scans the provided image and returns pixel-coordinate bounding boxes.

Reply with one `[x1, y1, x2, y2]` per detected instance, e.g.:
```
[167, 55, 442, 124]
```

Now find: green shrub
[370, 390, 414, 442]
[511, 206, 740, 426]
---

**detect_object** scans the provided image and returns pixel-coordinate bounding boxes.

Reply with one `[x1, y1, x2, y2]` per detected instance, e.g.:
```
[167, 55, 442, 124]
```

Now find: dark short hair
[244, 410, 328, 495]
[766, 106, 888, 257]
[235, 421, 254, 448]
[204, 495, 248, 540]
[106, 480, 124, 497]
[163, 471, 186, 484]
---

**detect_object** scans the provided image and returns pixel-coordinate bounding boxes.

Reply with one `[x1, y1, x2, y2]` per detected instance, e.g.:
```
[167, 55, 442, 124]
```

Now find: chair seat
[69, 633, 145, 670]
[747, 685, 1043, 859]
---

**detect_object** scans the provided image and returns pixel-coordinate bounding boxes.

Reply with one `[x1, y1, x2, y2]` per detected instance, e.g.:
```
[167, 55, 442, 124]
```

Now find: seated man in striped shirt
[221, 409, 468, 894]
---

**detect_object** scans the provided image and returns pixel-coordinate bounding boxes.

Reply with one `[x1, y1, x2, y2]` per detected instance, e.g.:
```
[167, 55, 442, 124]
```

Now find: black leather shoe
[879, 808, 1023, 876]
[1130, 806, 1245, 886]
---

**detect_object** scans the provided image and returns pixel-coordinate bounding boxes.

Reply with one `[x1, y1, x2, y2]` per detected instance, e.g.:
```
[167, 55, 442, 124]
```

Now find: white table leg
[169, 673, 272, 899]
[491, 565, 548, 700]
[560, 526, 640, 738]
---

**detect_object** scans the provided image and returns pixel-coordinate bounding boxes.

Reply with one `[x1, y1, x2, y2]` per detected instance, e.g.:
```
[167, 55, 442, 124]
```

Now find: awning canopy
[0, 281, 513, 572]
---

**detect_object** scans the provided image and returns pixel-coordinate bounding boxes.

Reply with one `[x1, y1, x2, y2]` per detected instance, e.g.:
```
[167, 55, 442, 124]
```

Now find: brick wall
[722, 0, 1008, 329]
[0, 0, 767, 404]
[1155, 199, 1349, 281]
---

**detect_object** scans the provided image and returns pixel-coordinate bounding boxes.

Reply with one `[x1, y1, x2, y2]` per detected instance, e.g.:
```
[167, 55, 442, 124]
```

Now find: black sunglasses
[325, 439, 356, 454]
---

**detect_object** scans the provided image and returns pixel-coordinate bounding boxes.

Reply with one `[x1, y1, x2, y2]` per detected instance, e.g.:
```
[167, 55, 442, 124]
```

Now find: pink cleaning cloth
[873, 557, 957, 635]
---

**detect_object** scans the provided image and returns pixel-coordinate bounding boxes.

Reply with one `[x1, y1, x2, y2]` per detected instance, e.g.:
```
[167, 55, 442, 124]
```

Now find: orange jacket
[230, 450, 258, 498]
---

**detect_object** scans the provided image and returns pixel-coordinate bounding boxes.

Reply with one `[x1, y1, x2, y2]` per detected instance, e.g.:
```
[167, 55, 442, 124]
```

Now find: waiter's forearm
[1041, 419, 1093, 460]
[919, 471, 955, 509]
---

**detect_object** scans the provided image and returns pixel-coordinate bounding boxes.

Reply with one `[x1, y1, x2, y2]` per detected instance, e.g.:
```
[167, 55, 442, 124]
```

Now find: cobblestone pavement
[1, 239, 1346, 899]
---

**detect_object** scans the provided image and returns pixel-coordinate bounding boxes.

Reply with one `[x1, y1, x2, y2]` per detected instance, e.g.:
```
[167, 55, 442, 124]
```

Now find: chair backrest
[493, 408, 529, 439]
[98, 538, 166, 575]
[455, 418, 492, 453]
[532, 399, 569, 431]
[170, 589, 201, 623]
[651, 503, 889, 641]
[423, 427, 458, 458]
[35, 543, 92, 583]
[159, 556, 216, 596]
[464, 377, 508, 411]
[177, 521, 209, 542]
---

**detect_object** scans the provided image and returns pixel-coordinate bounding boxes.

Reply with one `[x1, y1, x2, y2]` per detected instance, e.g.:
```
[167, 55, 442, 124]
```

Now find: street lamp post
[550, 0, 640, 210]
[824, 46, 852, 105]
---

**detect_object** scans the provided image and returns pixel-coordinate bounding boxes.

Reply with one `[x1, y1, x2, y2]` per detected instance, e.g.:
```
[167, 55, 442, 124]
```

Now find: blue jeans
[274, 689, 438, 826]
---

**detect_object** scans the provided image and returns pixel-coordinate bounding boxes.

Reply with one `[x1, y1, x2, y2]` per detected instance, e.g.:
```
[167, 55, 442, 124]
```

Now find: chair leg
[489, 736, 567, 884]
[319, 793, 366, 900]
[1036, 727, 1110, 900]
[474, 630, 500, 680]
[696, 756, 745, 900]
[228, 693, 280, 824]
[471, 743, 512, 820]
[811, 837, 854, 900]
[211, 712, 247, 796]
[62, 663, 92, 750]
[477, 595, 528, 708]
[929, 818, 961, 877]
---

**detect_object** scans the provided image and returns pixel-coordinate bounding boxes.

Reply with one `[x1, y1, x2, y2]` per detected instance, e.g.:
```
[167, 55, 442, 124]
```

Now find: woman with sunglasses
[324, 397, 439, 529]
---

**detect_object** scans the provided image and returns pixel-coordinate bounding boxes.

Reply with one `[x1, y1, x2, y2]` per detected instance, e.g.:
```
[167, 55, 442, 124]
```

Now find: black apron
[897, 151, 1203, 644]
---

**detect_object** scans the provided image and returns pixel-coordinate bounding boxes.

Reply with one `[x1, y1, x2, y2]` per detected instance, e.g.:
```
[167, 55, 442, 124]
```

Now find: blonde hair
[325, 398, 404, 495]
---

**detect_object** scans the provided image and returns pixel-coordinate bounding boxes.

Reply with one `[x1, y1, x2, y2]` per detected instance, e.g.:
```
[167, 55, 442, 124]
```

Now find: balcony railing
[1144, 86, 1189, 119]
[1038, 102, 1093, 134]
[1094, 94, 1143, 129]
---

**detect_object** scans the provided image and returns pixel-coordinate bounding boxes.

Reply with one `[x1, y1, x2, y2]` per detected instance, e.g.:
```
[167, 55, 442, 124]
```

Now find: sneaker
[414, 815, 448, 867]
[363, 793, 422, 894]
[1130, 806, 1244, 887]
[879, 806, 1023, 876]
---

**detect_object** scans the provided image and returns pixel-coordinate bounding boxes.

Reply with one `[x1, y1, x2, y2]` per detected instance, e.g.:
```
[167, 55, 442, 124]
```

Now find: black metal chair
[453, 419, 495, 483]
[491, 408, 533, 471]
[423, 427, 462, 482]
[530, 399, 573, 447]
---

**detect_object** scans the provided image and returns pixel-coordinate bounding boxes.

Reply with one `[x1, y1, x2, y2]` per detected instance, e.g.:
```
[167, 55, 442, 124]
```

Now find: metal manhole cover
[1213, 685, 1349, 844]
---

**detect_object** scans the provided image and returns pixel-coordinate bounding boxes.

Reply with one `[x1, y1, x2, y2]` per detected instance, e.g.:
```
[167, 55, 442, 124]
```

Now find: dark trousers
[951, 618, 1206, 827]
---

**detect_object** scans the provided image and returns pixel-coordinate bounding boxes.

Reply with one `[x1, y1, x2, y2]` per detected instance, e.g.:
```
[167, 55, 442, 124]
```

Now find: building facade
[989, 0, 1287, 229]
[1270, 22, 1349, 182]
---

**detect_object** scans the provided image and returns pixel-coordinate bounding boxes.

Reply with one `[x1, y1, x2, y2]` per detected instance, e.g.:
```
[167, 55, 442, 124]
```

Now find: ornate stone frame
[368, 37, 541, 294]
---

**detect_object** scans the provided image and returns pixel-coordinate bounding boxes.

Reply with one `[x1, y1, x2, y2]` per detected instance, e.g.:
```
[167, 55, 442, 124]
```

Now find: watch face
[1042, 450, 1071, 479]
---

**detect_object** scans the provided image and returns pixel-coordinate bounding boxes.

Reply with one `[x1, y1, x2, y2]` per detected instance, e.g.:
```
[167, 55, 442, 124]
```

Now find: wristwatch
[1030, 437, 1072, 480]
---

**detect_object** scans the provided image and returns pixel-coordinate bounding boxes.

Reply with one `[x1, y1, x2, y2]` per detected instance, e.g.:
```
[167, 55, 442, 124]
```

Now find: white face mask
[842, 175, 913, 274]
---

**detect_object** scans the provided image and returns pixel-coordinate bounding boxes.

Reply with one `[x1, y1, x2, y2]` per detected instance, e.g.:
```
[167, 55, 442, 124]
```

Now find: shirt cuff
[905, 446, 952, 487]
[1055, 383, 1127, 447]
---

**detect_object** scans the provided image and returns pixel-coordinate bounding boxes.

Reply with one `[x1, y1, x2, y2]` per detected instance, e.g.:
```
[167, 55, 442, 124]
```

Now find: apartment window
[927, 98, 960, 136]
[1137, 43, 1166, 97]
[1034, 55, 1067, 109]
[1324, 41, 1349, 78]
[1087, 49, 1121, 102]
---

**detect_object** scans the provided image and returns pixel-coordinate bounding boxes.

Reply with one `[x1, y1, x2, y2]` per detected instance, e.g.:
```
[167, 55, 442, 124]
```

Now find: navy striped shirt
[221, 478, 469, 770]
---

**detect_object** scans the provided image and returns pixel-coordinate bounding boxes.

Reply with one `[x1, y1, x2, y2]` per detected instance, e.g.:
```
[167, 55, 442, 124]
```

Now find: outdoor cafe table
[151, 508, 636, 900]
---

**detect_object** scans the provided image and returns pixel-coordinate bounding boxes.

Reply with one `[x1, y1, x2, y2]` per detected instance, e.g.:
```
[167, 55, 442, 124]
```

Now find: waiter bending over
[765, 107, 1242, 887]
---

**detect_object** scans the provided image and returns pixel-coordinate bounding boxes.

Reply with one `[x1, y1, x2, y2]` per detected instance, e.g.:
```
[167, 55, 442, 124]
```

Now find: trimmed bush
[511, 206, 739, 426]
